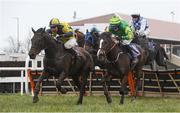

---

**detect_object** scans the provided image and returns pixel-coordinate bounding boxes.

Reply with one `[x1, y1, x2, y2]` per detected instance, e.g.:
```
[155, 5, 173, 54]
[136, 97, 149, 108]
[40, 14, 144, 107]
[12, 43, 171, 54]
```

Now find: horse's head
[84, 30, 100, 50]
[29, 27, 47, 59]
[97, 32, 116, 63]
[74, 29, 85, 47]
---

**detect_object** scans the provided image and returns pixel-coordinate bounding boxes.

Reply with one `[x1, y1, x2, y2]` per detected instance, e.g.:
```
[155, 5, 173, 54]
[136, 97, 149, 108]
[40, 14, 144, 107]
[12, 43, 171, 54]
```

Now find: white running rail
[0, 55, 43, 95]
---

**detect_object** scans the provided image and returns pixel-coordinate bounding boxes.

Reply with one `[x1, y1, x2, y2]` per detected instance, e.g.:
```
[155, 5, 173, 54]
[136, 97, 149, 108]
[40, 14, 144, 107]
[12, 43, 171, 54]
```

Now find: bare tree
[22, 29, 32, 53]
[2, 29, 33, 54]
[3, 36, 18, 53]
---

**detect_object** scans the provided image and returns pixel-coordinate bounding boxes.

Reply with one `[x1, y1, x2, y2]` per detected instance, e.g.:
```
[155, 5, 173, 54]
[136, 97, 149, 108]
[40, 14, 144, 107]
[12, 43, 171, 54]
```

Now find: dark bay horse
[84, 30, 103, 68]
[97, 32, 147, 104]
[131, 35, 168, 70]
[29, 28, 94, 105]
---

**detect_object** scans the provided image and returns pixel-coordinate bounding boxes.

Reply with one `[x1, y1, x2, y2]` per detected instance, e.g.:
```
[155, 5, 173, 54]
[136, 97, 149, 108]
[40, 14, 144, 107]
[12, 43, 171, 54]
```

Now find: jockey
[108, 15, 140, 68]
[90, 27, 99, 35]
[130, 14, 150, 38]
[47, 18, 77, 55]
[90, 27, 100, 39]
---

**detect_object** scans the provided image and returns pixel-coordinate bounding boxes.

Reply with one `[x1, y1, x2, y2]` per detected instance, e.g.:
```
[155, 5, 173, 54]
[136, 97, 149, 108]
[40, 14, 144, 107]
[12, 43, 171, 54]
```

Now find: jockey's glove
[56, 34, 64, 40]
[135, 31, 140, 36]
[59, 34, 64, 38]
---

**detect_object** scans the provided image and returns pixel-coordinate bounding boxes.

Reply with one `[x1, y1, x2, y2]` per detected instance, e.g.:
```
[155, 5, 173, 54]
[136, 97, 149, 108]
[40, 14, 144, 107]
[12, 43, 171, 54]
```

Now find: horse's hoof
[107, 97, 112, 104]
[76, 101, 82, 105]
[120, 99, 124, 104]
[131, 97, 136, 102]
[60, 88, 67, 94]
[120, 101, 124, 104]
[32, 96, 39, 103]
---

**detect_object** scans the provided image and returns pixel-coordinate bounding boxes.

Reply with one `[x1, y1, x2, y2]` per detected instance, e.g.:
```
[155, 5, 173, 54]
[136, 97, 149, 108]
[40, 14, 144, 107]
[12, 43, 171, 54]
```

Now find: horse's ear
[43, 27, 46, 32]
[32, 28, 36, 34]
[41, 27, 46, 34]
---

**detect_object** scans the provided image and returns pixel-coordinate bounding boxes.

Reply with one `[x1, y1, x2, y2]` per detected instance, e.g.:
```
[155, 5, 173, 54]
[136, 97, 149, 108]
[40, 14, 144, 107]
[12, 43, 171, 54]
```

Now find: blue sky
[0, 0, 180, 49]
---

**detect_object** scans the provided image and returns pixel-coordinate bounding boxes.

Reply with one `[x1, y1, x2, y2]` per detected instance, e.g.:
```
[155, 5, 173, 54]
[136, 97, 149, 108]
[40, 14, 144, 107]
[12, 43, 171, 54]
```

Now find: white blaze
[97, 39, 104, 57]
[99, 39, 103, 49]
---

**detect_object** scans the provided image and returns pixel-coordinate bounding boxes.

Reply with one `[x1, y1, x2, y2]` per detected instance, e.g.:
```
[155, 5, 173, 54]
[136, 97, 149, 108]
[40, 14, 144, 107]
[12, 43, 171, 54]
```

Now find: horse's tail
[134, 44, 147, 65]
[155, 46, 168, 66]
[161, 47, 169, 60]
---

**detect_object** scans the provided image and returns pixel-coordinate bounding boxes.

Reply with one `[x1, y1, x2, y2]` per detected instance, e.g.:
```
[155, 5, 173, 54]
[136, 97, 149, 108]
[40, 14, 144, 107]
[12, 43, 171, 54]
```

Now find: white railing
[25, 56, 43, 94]
[0, 67, 25, 95]
[0, 55, 43, 95]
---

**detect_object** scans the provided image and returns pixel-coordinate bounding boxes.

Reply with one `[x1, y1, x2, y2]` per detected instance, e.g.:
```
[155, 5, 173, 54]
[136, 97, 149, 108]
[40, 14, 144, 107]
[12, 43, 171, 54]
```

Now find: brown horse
[97, 32, 147, 104]
[84, 30, 104, 68]
[74, 29, 85, 47]
[29, 28, 94, 105]
[131, 34, 169, 70]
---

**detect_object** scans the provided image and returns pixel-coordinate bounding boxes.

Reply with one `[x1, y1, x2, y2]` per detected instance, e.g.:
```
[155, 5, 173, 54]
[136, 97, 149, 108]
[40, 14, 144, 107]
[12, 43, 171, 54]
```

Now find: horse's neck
[93, 36, 99, 50]
[77, 32, 85, 38]
[107, 44, 121, 60]
[44, 38, 65, 58]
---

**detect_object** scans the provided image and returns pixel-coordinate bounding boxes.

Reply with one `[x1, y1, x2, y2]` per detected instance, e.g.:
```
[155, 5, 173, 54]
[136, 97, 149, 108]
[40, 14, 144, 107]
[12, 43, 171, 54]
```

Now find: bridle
[98, 38, 123, 63]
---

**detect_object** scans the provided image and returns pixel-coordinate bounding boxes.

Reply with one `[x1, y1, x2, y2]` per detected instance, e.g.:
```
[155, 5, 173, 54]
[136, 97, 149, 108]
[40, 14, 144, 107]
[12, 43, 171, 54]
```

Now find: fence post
[25, 56, 30, 94]
[20, 70, 24, 95]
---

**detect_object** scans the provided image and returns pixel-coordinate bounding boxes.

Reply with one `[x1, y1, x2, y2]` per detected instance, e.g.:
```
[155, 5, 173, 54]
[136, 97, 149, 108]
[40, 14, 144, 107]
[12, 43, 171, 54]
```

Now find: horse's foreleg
[119, 75, 128, 104]
[102, 74, 112, 104]
[33, 71, 47, 103]
[56, 71, 67, 94]
[77, 71, 88, 105]
[134, 70, 142, 99]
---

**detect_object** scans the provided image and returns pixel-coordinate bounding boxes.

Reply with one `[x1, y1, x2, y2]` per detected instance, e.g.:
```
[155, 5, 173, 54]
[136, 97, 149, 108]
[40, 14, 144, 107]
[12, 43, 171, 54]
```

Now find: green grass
[0, 94, 180, 112]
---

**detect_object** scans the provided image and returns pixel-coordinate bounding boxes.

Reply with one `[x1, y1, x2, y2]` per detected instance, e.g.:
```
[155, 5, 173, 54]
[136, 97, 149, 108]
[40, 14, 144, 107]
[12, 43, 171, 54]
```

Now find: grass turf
[0, 94, 180, 112]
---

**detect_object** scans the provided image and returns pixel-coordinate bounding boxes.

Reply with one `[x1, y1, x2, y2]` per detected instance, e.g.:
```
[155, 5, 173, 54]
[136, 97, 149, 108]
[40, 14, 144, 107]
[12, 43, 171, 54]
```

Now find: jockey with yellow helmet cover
[107, 15, 140, 69]
[47, 18, 77, 55]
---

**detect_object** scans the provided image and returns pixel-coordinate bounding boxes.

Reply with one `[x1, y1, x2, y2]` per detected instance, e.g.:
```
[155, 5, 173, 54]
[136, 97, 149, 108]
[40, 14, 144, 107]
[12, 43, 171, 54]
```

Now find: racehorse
[74, 29, 85, 47]
[84, 30, 103, 68]
[97, 32, 147, 104]
[29, 27, 94, 105]
[131, 34, 168, 70]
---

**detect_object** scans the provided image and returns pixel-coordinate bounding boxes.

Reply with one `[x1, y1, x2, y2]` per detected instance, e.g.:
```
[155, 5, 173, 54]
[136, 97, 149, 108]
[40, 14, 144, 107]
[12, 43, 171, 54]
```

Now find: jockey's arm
[61, 22, 74, 38]
[63, 31, 73, 38]
[129, 20, 135, 32]
[138, 19, 147, 35]
[122, 27, 133, 40]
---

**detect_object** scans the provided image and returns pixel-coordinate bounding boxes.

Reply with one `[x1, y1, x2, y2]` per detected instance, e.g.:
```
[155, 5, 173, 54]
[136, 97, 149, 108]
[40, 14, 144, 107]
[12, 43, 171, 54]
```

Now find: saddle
[71, 47, 86, 61]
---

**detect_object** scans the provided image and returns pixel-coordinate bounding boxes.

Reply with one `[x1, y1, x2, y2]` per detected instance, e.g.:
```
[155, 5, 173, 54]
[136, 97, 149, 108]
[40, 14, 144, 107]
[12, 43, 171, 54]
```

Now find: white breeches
[64, 38, 78, 49]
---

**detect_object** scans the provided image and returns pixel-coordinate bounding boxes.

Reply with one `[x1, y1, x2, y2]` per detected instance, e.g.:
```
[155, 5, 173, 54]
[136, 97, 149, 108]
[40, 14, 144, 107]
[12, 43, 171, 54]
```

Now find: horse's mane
[101, 32, 112, 37]
[35, 28, 52, 40]
[36, 28, 45, 33]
